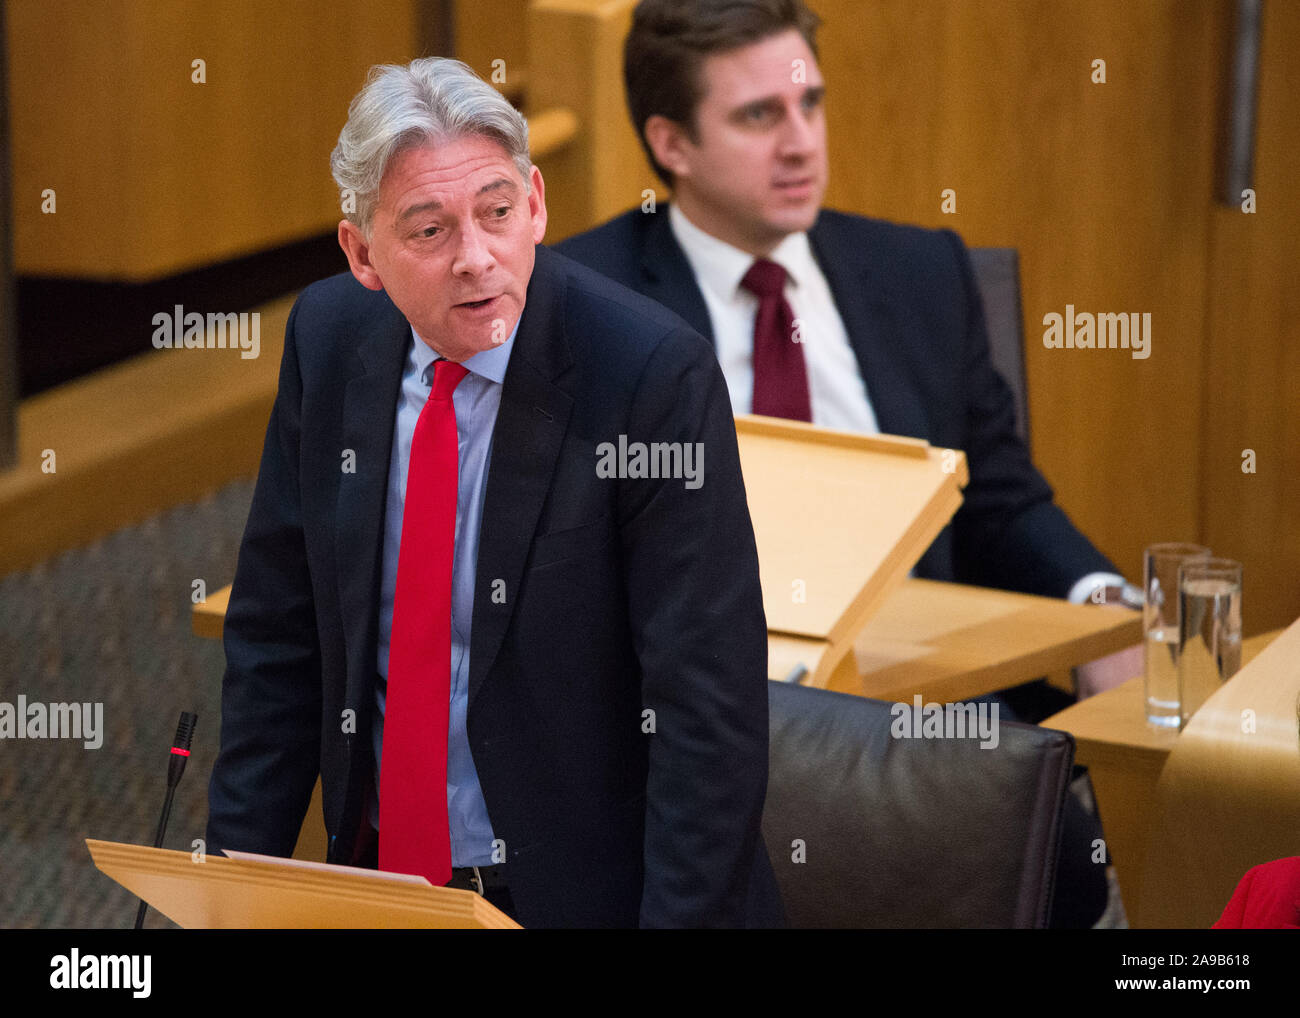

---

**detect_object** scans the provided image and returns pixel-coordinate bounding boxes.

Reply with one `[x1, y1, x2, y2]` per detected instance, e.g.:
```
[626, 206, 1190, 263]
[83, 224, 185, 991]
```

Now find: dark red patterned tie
[380, 358, 468, 884]
[742, 258, 811, 421]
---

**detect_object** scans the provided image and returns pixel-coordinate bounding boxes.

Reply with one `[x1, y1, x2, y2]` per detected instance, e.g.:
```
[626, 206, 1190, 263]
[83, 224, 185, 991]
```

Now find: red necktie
[742, 258, 811, 422]
[379, 358, 468, 884]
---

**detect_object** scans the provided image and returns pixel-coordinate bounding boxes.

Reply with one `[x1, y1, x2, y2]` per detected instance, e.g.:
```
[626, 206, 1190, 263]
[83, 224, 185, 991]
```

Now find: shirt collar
[410, 316, 519, 386]
[668, 202, 815, 298]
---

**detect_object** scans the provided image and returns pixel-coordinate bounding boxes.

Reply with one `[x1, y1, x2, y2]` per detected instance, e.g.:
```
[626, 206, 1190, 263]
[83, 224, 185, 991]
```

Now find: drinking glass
[1177, 557, 1243, 727]
[1143, 543, 1210, 728]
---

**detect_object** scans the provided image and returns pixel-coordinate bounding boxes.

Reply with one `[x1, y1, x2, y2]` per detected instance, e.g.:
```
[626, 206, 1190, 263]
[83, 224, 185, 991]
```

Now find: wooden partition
[456, 0, 529, 101]
[810, 0, 1297, 633]
[1137, 617, 1300, 928]
[816, 0, 1219, 601]
[527, 0, 656, 243]
[1198, 1, 1300, 637]
[8, 0, 421, 280]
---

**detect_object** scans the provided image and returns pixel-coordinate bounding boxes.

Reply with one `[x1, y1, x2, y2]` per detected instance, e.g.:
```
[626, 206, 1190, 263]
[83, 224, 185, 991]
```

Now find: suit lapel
[469, 246, 575, 708]
[637, 208, 715, 344]
[335, 294, 408, 711]
[809, 215, 930, 441]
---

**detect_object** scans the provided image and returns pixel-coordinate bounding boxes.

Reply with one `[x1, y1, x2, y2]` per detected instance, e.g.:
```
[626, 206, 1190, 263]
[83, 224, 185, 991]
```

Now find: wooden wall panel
[455, 0, 529, 94]
[9, 0, 419, 280]
[528, 0, 654, 244]
[816, 0, 1225, 590]
[1199, 0, 1300, 634]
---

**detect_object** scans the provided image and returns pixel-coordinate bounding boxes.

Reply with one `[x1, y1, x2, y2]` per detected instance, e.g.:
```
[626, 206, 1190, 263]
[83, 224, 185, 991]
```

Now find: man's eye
[491, 206, 511, 218]
[418, 226, 440, 238]
[744, 106, 772, 123]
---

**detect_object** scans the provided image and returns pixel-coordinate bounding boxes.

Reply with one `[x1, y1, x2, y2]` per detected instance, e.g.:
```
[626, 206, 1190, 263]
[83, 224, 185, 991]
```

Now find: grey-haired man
[207, 57, 784, 928]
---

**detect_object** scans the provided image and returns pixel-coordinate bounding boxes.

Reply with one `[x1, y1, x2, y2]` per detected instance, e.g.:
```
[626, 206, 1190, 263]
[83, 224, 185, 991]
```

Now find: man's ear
[338, 220, 384, 291]
[644, 115, 694, 181]
[527, 165, 548, 244]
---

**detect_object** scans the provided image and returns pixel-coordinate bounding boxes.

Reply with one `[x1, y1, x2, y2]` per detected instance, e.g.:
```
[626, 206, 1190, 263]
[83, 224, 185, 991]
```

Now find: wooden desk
[772, 578, 1142, 701]
[201, 577, 1143, 703]
[1043, 629, 1281, 923]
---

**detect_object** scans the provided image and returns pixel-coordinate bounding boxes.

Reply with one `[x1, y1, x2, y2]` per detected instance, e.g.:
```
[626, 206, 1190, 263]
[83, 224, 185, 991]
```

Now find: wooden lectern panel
[87, 840, 520, 929]
[736, 415, 966, 645]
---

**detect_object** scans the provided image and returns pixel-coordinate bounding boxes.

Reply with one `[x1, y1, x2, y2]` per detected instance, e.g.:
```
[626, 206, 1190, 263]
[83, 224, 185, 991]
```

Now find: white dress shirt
[668, 203, 880, 434]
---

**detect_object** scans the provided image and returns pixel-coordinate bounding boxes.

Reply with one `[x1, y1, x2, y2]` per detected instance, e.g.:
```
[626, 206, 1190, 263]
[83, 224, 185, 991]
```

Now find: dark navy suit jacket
[556, 208, 1116, 597]
[206, 245, 783, 928]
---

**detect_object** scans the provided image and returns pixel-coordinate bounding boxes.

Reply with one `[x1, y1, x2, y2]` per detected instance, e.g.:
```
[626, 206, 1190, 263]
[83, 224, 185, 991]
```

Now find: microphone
[134, 711, 197, 930]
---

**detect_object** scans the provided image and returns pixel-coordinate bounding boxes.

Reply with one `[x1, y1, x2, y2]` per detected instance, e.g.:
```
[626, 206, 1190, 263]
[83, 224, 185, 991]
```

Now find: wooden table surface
[1045, 628, 1279, 764]
[774, 577, 1143, 701]
[192, 584, 231, 640]
[846, 579, 1143, 701]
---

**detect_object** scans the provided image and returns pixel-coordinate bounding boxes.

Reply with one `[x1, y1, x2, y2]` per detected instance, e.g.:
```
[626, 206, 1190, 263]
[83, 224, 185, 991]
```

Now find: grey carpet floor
[0, 478, 254, 928]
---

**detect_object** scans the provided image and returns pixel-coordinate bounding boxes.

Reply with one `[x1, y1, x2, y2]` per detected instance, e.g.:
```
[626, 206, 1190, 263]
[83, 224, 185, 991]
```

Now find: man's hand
[1076, 642, 1143, 699]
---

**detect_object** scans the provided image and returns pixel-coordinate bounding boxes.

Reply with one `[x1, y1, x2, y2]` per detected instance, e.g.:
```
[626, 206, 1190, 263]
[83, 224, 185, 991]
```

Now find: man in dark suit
[556, 0, 1143, 699]
[206, 56, 782, 928]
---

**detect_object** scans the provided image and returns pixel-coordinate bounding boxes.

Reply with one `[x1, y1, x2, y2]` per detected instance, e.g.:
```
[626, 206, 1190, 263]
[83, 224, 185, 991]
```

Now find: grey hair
[330, 56, 531, 239]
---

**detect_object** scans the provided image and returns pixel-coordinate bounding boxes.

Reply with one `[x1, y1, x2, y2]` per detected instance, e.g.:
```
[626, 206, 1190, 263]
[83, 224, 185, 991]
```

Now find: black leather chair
[762, 681, 1075, 928]
[969, 247, 1030, 447]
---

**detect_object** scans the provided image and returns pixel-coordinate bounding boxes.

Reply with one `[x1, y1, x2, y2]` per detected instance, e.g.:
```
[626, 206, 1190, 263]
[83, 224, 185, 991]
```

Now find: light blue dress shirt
[372, 321, 518, 868]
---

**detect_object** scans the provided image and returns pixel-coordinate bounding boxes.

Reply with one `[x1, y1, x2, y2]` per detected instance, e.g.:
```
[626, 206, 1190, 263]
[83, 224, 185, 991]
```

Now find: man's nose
[777, 103, 820, 158]
[452, 223, 496, 276]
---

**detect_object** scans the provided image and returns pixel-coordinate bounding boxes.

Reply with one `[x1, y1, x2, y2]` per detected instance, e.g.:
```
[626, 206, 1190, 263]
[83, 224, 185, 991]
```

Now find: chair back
[763, 681, 1074, 927]
[969, 247, 1030, 448]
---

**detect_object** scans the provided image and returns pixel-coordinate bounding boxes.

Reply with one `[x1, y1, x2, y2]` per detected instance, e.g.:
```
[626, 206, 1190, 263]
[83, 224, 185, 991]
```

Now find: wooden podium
[734, 415, 968, 687]
[87, 839, 521, 929]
